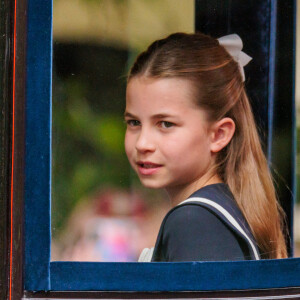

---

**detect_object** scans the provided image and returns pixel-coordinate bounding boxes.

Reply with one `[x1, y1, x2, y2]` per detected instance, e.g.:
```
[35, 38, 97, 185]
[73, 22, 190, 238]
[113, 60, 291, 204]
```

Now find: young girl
[124, 32, 287, 261]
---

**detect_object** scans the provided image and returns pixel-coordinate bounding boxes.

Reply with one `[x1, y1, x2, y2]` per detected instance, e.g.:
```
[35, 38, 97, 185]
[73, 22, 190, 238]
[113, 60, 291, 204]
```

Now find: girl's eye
[160, 121, 174, 129]
[126, 119, 141, 127]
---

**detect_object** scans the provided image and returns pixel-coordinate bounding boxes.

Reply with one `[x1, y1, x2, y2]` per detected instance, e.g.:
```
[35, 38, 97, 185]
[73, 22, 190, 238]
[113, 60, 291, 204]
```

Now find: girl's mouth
[136, 161, 162, 175]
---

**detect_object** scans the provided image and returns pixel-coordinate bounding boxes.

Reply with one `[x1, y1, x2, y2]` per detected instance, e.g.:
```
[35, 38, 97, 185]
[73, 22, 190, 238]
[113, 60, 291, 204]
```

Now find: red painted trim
[10, 0, 17, 299]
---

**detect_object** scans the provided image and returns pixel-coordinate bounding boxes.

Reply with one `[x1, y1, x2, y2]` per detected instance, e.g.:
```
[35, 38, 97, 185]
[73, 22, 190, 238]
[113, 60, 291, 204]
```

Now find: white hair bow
[217, 34, 252, 82]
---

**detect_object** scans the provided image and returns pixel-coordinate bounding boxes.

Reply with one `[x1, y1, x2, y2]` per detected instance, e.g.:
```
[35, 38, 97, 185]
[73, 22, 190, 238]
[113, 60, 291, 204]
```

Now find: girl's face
[125, 76, 216, 195]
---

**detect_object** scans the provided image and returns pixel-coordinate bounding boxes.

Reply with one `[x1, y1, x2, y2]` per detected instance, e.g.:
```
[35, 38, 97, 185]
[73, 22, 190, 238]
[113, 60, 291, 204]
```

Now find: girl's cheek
[124, 133, 133, 157]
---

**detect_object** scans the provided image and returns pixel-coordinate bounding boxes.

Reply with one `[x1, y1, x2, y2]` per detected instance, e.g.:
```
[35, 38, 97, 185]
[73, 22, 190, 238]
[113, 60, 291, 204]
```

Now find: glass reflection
[51, 0, 194, 261]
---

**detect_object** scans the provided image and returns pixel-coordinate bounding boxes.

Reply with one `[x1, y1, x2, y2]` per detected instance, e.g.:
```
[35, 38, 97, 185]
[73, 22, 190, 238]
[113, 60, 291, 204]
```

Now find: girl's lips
[136, 161, 162, 175]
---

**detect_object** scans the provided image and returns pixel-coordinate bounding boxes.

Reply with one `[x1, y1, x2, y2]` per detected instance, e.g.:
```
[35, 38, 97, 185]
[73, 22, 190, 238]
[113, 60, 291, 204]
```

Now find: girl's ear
[210, 118, 235, 153]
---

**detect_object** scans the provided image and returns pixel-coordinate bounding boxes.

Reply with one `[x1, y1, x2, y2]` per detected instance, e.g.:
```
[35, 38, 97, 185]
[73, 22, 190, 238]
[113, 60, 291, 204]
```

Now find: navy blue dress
[151, 183, 261, 262]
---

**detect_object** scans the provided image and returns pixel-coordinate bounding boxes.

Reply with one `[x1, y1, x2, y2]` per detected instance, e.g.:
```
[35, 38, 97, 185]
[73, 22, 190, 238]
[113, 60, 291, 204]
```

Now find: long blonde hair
[128, 32, 287, 259]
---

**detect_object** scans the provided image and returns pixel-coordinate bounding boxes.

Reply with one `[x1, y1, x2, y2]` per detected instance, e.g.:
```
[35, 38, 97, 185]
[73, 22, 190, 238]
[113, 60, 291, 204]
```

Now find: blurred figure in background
[52, 188, 170, 261]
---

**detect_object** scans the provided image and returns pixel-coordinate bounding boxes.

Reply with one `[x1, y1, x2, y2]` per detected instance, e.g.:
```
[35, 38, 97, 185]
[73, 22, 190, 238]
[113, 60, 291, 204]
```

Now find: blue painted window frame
[24, 0, 299, 292]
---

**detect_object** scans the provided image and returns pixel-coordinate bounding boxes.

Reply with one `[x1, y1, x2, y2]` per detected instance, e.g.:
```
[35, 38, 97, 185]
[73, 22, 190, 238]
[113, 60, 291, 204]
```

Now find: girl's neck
[166, 174, 222, 206]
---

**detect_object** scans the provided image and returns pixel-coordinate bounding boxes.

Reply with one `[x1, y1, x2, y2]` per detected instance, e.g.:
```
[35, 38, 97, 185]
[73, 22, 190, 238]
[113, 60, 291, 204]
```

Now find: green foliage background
[51, 44, 132, 237]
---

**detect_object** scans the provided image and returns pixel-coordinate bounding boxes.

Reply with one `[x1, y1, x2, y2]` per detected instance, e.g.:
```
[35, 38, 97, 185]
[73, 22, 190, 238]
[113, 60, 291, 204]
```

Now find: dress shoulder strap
[179, 197, 260, 260]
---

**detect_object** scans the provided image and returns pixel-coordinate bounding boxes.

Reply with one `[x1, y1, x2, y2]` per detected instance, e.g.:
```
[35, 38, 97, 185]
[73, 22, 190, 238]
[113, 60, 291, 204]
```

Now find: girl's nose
[135, 129, 155, 153]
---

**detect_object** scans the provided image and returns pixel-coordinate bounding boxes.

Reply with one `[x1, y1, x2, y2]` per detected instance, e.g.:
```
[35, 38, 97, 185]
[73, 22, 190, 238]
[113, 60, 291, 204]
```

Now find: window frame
[23, 0, 299, 293]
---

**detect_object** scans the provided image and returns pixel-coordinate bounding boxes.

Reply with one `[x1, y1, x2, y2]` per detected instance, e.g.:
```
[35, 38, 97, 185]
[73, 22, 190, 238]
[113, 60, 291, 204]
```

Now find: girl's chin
[139, 178, 166, 190]
[140, 182, 164, 189]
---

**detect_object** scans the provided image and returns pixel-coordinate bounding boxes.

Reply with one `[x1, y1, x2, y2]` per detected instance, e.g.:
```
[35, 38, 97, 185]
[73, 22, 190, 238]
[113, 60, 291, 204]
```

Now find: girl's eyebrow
[124, 112, 177, 119]
[151, 113, 174, 119]
[124, 111, 137, 118]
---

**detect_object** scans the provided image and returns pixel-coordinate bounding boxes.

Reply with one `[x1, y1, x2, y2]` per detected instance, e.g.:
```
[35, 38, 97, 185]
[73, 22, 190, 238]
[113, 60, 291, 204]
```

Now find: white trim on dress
[179, 197, 260, 260]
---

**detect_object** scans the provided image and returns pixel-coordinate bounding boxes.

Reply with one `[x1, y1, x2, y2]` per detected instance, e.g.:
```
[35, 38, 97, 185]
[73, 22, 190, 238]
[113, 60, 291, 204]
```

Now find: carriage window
[21, 0, 299, 294]
[51, 0, 194, 262]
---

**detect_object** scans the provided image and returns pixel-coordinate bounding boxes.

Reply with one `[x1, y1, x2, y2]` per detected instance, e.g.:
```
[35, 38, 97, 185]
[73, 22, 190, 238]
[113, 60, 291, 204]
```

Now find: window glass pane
[51, 0, 194, 262]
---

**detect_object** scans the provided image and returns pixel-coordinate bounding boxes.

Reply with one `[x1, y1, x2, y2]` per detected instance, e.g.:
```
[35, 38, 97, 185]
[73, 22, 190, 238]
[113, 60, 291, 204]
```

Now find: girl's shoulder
[165, 183, 241, 224]
[151, 183, 260, 261]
